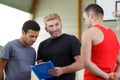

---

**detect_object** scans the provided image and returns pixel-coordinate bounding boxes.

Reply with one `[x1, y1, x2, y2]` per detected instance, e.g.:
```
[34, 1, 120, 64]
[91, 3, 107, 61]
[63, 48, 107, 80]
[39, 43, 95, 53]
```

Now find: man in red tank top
[81, 4, 120, 80]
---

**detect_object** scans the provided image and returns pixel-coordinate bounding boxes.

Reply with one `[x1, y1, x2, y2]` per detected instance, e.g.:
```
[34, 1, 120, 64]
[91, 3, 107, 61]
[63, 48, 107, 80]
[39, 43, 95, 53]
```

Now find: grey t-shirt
[0, 39, 36, 80]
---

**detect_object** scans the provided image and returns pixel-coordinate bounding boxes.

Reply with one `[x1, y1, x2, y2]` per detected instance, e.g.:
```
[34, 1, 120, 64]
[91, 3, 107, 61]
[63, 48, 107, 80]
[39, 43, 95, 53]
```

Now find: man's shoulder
[4, 39, 17, 46]
[40, 38, 51, 44]
[83, 27, 100, 35]
[62, 34, 80, 43]
[62, 33, 77, 38]
[82, 27, 101, 41]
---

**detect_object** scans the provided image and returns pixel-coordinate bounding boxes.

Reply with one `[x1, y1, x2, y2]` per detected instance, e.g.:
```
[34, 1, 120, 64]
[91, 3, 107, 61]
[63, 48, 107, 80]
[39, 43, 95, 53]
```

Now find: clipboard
[31, 61, 55, 80]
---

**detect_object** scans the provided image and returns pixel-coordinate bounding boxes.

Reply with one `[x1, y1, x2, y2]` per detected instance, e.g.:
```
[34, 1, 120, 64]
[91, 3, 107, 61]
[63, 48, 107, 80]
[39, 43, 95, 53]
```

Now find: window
[0, 3, 30, 46]
[95, 0, 119, 21]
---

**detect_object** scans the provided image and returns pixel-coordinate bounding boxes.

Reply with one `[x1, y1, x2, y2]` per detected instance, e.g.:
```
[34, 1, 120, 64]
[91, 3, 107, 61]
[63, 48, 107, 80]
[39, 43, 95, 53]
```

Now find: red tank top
[84, 24, 119, 80]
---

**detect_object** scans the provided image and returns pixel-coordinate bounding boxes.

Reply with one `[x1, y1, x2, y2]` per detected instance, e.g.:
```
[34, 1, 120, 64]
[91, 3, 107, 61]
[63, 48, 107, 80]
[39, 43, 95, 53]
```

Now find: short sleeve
[36, 43, 43, 61]
[70, 36, 81, 56]
[0, 42, 12, 60]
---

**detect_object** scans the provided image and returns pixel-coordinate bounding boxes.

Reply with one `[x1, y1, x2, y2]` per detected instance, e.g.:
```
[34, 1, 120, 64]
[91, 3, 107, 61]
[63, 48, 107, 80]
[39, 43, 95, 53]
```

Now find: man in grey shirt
[0, 20, 40, 80]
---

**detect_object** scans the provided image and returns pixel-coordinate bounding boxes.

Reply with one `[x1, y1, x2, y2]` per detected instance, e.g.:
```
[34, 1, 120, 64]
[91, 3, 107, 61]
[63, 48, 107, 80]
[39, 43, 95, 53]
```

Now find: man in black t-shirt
[37, 13, 83, 80]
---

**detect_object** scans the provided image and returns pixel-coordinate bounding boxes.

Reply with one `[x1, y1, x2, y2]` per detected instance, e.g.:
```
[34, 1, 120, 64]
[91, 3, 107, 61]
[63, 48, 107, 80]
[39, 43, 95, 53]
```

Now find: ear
[61, 22, 62, 27]
[22, 30, 25, 35]
[89, 12, 94, 19]
[45, 26, 48, 32]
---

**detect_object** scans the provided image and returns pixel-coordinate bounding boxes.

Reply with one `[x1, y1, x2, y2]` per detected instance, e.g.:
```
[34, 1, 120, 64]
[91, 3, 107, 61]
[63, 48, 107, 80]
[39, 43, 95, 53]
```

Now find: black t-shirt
[37, 34, 81, 80]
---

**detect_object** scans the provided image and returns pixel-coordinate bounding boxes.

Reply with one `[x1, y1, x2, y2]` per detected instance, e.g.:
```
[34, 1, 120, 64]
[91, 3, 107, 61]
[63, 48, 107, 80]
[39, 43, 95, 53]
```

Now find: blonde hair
[44, 13, 61, 24]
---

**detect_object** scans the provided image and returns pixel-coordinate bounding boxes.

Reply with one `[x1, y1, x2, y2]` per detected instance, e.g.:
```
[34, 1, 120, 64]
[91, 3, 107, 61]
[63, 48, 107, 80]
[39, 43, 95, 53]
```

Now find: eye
[30, 35, 34, 38]
[30, 35, 38, 38]
[55, 23, 59, 26]
[83, 18, 85, 21]
[48, 25, 54, 27]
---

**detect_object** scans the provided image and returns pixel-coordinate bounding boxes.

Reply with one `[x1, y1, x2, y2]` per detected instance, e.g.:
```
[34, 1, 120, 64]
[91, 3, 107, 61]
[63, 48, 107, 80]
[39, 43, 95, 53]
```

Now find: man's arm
[114, 51, 120, 78]
[115, 51, 120, 73]
[109, 51, 120, 80]
[81, 29, 111, 80]
[48, 55, 83, 76]
[0, 58, 8, 80]
[61, 55, 83, 73]
[37, 59, 43, 64]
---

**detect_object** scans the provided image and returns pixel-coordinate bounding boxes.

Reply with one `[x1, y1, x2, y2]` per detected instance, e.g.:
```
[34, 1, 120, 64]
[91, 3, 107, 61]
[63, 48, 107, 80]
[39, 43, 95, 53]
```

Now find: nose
[32, 37, 37, 42]
[52, 26, 57, 31]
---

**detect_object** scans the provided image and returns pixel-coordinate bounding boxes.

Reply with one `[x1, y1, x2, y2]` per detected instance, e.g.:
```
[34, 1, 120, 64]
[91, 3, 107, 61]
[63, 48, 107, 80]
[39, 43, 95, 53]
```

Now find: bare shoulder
[82, 27, 98, 38]
[82, 27, 103, 44]
[83, 27, 102, 35]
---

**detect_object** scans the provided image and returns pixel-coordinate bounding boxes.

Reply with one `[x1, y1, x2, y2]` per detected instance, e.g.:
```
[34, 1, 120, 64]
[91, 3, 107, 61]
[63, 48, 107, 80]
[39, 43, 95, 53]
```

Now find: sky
[0, 3, 30, 46]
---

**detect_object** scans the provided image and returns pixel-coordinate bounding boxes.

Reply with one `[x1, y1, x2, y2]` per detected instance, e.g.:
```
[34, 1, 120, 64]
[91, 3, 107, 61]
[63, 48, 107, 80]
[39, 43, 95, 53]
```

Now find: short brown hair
[22, 20, 40, 33]
[44, 13, 61, 24]
[85, 4, 104, 17]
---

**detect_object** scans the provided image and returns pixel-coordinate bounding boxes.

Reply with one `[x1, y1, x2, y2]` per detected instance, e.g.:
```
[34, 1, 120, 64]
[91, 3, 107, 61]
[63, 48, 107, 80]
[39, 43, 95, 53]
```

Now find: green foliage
[0, 45, 3, 52]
